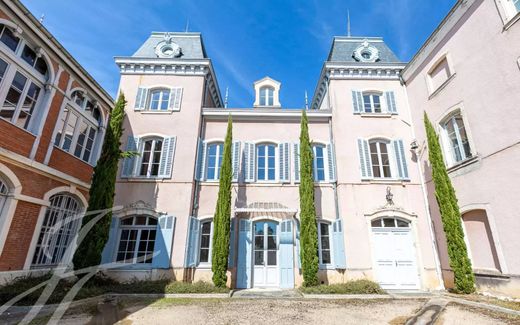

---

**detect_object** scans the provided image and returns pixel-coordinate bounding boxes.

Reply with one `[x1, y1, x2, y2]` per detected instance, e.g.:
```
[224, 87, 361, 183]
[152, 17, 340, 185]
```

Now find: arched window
[20, 44, 48, 77]
[256, 143, 276, 181]
[462, 210, 501, 271]
[312, 144, 326, 181]
[441, 112, 472, 165]
[32, 194, 82, 267]
[116, 215, 157, 264]
[318, 222, 331, 265]
[362, 92, 382, 113]
[259, 86, 274, 106]
[369, 140, 392, 178]
[371, 217, 410, 228]
[139, 138, 163, 177]
[198, 220, 213, 264]
[206, 142, 223, 180]
[0, 24, 20, 52]
[148, 88, 171, 111]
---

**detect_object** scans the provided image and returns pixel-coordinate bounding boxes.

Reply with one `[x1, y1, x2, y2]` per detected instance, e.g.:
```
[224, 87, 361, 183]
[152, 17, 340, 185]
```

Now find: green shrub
[299, 280, 385, 294]
[165, 281, 229, 294]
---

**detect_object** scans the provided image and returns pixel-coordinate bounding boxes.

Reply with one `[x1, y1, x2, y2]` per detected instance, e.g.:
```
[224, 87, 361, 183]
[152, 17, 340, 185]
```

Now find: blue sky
[23, 0, 455, 108]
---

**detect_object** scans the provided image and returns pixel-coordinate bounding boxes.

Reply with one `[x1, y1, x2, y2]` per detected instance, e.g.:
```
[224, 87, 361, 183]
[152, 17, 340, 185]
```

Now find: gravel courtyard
[110, 298, 518, 325]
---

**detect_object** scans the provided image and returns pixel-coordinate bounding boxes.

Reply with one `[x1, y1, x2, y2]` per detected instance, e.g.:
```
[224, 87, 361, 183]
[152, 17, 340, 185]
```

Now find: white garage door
[371, 217, 419, 290]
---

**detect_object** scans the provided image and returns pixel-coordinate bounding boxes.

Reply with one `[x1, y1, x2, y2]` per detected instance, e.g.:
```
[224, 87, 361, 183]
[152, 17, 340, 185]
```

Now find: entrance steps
[231, 288, 303, 299]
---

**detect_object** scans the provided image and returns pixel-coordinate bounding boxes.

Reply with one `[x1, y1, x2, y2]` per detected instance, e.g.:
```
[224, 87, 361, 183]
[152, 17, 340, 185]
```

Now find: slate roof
[132, 32, 207, 59]
[327, 36, 402, 63]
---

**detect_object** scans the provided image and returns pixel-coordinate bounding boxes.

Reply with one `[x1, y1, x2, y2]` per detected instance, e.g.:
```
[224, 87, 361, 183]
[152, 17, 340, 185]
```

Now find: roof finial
[304, 90, 309, 110]
[39, 14, 45, 24]
[224, 87, 229, 108]
[185, 19, 190, 33]
[347, 10, 351, 37]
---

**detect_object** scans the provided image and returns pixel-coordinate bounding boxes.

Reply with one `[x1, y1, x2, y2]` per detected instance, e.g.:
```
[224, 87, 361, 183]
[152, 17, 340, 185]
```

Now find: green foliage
[211, 116, 233, 287]
[299, 110, 319, 287]
[0, 274, 227, 305]
[73, 93, 127, 270]
[424, 112, 475, 294]
[299, 280, 385, 294]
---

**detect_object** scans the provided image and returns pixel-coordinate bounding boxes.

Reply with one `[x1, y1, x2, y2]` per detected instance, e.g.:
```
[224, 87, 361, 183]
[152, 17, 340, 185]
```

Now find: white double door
[253, 221, 279, 287]
[371, 228, 419, 289]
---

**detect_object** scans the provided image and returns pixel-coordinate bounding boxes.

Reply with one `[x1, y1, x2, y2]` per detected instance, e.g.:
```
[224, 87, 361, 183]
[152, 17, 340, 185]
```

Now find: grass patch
[299, 279, 385, 295]
[150, 297, 225, 307]
[447, 293, 520, 311]
[0, 273, 228, 306]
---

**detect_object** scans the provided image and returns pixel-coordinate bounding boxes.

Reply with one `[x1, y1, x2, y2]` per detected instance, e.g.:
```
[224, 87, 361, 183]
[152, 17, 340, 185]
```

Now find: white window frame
[312, 144, 329, 182]
[259, 86, 274, 106]
[318, 221, 333, 267]
[256, 143, 278, 182]
[147, 88, 171, 111]
[440, 112, 473, 167]
[31, 194, 82, 267]
[205, 142, 224, 181]
[370, 217, 411, 228]
[362, 92, 383, 113]
[369, 140, 395, 179]
[198, 219, 214, 267]
[137, 137, 164, 178]
[115, 215, 158, 265]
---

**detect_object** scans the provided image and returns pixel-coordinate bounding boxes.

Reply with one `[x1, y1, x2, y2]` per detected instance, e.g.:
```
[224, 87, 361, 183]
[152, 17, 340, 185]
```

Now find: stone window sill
[446, 155, 479, 174]
[503, 11, 520, 31]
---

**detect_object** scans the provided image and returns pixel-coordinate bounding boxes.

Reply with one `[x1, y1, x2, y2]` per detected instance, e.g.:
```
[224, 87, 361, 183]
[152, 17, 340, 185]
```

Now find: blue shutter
[293, 143, 300, 183]
[332, 219, 347, 269]
[195, 140, 207, 181]
[357, 138, 373, 179]
[244, 142, 255, 182]
[121, 136, 139, 177]
[295, 220, 301, 269]
[169, 87, 183, 111]
[352, 90, 363, 113]
[393, 139, 409, 180]
[232, 141, 241, 182]
[236, 219, 252, 288]
[134, 87, 148, 110]
[278, 142, 290, 183]
[185, 217, 201, 267]
[100, 217, 119, 265]
[385, 91, 397, 114]
[158, 136, 176, 178]
[152, 215, 176, 268]
[326, 143, 336, 182]
[279, 219, 295, 288]
[228, 218, 236, 267]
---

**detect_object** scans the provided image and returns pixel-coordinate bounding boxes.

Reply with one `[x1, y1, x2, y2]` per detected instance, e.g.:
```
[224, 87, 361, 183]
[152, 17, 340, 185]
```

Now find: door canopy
[234, 202, 297, 220]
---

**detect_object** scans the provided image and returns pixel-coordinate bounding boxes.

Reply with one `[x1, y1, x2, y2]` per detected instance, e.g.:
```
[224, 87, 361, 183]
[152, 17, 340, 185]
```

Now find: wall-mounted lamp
[410, 140, 419, 151]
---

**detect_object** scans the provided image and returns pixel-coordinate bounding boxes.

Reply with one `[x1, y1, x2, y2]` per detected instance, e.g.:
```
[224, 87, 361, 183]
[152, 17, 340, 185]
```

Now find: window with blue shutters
[198, 220, 213, 265]
[134, 86, 183, 111]
[256, 143, 276, 181]
[205, 142, 223, 181]
[352, 90, 397, 115]
[121, 135, 176, 179]
[115, 215, 158, 264]
[357, 138, 409, 181]
[311, 143, 336, 183]
[318, 222, 332, 267]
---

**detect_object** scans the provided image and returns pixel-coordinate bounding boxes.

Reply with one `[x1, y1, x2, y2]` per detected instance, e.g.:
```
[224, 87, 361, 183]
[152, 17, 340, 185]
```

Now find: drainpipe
[325, 75, 340, 221]
[400, 75, 444, 290]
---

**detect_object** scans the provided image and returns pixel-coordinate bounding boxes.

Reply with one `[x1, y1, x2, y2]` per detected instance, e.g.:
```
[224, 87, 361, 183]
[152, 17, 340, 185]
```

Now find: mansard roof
[327, 36, 402, 63]
[132, 32, 207, 59]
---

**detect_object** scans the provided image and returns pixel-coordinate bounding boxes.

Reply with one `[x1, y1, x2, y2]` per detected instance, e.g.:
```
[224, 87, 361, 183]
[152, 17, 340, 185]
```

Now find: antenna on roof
[185, 19, 190, 33]
[347, 10, 351, 37]
[304, 90, 309, 110]
[224, 87, 229, 108]
[39, 14, 45, 24]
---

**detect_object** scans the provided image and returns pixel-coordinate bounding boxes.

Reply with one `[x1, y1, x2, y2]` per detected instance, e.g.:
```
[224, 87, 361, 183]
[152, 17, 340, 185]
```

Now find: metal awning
[234, 202, 297, 215]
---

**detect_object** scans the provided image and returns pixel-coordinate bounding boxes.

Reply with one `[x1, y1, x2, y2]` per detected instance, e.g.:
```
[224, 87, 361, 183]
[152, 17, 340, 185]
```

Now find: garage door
[371, 217, 419, 290]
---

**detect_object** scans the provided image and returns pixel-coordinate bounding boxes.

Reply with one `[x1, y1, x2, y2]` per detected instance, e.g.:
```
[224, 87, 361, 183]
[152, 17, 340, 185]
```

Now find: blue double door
[236, 218, 295, 289]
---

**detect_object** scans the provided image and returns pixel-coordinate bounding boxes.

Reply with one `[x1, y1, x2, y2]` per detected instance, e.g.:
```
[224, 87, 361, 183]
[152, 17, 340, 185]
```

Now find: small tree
[211, 116, 233, 287]
[299, 110, 319, 287]
[73, 93, 127, 270]
[424, 112, 475, 293]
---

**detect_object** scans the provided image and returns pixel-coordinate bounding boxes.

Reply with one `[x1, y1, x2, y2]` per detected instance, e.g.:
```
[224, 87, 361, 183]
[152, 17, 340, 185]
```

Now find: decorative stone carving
[353, 39, 380, 63]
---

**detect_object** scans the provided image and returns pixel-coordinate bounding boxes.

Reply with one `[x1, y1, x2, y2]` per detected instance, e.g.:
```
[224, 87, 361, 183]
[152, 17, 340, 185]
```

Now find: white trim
[0, 162, 22, 255]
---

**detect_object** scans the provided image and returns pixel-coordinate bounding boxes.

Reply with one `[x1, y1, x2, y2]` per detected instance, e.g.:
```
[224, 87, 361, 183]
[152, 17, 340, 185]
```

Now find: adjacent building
[0, 0, 112, 282]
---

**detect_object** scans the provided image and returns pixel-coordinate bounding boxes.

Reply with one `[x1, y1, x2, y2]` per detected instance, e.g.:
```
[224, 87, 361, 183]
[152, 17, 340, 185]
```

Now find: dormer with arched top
[253, 77, 281, 108]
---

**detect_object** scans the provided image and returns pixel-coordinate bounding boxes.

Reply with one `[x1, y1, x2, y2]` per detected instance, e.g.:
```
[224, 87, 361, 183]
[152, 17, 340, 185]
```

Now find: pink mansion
[0, 0, 519, 297]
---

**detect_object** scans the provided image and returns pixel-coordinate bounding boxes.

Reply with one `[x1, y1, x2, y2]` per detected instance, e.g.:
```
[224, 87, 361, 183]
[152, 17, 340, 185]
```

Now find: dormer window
[253, 77, 281, 108]
[259, 86, 274, 106]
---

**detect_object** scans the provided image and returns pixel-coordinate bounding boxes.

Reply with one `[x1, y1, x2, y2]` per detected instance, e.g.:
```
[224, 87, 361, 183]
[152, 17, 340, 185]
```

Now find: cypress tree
[424, 112, 475, 293]
[299, 110, 319, 287]
[211, 116, 233, 287]
[73, 93, 127, 270]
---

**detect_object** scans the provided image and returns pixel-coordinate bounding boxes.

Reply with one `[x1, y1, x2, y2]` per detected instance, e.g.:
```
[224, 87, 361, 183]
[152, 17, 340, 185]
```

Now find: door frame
[252, 218, 280, 288]
[365, 209, 422, 290]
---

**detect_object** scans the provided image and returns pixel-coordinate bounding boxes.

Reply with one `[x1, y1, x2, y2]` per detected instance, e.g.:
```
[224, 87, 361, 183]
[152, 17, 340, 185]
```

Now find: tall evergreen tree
[299, 110, 319, 287]
[211, 116, 233, 287]
[424, 112, 475, 293]
[73, 93, 128, 270]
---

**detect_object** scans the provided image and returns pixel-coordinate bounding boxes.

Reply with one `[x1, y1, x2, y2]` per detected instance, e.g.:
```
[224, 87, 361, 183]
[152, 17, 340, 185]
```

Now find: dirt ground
[111, 298, 518, 325]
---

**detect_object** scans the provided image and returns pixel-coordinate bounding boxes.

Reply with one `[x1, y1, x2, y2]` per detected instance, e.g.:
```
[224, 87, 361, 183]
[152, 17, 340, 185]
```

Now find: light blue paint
[236, 219, 252, 288]
[185, 217, 200, 267]
[332, 219, 347, 269]
[152, 215, 176, 268]
[100, 217, 118, 264]
[279, 219, 294, 288]
[228, 218, 236, 267]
